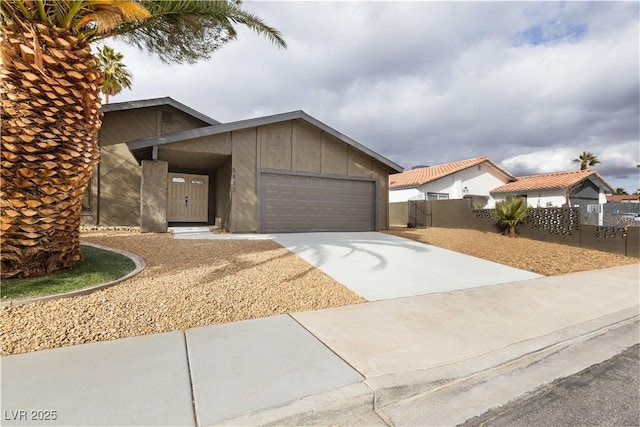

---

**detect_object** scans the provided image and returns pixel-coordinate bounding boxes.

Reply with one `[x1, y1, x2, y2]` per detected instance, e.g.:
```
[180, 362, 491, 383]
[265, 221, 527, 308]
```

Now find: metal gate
[408, 200, 431, 228]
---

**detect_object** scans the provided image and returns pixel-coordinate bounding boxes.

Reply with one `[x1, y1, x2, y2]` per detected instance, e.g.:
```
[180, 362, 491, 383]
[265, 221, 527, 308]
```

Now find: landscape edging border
[1, 242, 145, 308]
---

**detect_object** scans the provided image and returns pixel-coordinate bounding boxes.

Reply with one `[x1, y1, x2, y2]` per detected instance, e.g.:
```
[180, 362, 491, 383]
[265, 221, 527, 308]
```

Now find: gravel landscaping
[1, 230, 364, 356]
[384, 227, 639, 276]
[2, 227, 638, 356]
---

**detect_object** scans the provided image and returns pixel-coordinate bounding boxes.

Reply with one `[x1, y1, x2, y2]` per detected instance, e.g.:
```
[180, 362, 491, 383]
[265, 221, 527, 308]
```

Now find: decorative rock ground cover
[2, 228, 637, 356]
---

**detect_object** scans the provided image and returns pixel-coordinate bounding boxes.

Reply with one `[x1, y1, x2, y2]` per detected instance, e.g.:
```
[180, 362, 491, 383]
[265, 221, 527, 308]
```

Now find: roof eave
[126, 110, 403, 173]
[389, 184, 419, 190]
[102, 97, 221, 125]
[491, 185, 567, 194]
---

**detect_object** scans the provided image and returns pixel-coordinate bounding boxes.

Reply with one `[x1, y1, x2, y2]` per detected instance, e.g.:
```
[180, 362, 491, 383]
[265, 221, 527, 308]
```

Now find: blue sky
[104, 1, 640, 193]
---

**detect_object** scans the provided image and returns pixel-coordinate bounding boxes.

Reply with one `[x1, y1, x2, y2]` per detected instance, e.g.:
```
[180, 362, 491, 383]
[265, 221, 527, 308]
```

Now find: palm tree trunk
[1, 20, 103, 279]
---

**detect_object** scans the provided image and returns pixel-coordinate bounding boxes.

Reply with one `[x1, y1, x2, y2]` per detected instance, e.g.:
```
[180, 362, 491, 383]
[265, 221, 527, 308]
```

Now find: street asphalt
[461, 344, 640, 427]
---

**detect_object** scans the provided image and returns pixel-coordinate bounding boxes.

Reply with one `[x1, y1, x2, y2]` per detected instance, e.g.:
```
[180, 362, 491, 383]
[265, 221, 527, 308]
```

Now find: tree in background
[572, 151, 601, 170]
[495, 196, 529, 238]
[97, 45, 132, 103]
[614, 188, 628, 195]
[1, 0, 286, 279]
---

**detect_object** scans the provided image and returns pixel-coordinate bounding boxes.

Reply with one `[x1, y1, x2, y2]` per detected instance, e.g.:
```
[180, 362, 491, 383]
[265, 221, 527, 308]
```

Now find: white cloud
[102, 1, 639, 191]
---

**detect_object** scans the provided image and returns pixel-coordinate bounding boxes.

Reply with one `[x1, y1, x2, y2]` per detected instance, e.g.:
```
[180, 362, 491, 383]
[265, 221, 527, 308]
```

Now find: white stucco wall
[493, 190, 566, 207]
[389, 163, 512, 208]
[494, 187, 609, 208]
[389, 187, 422, 202]
[599, 192, 608, 204]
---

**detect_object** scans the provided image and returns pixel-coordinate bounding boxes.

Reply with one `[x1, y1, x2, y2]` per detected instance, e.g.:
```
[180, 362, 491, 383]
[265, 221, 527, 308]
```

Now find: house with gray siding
[82, 97, 403, 233]
[490, 169, 614, 209]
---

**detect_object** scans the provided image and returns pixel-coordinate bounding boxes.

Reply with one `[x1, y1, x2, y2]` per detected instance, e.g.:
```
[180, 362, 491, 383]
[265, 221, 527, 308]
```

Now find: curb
[367, 305, 640, 408]
[217, 382, 375, 426]
[1, 242, 145, 308]
[377, 315, 640, 426]
[215, 306, 639, 426]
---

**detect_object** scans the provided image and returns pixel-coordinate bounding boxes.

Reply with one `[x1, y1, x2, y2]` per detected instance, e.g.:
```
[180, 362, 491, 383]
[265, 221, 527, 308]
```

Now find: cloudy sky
[104, 1, 639, 193]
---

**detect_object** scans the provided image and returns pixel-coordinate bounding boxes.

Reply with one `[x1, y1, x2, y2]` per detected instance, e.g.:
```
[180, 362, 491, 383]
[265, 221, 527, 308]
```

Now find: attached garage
[260, 172, 376, 232]
[90, 98, 403, 234]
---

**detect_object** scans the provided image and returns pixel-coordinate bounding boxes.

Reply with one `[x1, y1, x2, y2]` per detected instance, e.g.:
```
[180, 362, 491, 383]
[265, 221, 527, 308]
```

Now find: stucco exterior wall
[96, 112, 395, 231]
[599, 193, 608, 204]
[140, 160, 168, 233]
[389, 187, 422, 202]
[216, 157, 232, 230]
[374, 162, 391, 228]
[97, 143, 141, 226]
[231, 128, 258, 233]
[494, 190, 567, 208]
[389, 202, 409, 226]
[93, 105, 212, 227]
[389, 163, 512, 208]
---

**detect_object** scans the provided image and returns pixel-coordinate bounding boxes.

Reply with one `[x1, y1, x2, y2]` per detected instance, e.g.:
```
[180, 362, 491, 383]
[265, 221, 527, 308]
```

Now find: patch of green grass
[1, 245, 136, 301]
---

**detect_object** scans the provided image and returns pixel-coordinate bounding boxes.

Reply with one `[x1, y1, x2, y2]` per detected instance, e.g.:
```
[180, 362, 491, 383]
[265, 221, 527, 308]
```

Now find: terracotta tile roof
[491, 169, 614, 193]
[389, 157, 515, 189]
[607, 194, 640, 203]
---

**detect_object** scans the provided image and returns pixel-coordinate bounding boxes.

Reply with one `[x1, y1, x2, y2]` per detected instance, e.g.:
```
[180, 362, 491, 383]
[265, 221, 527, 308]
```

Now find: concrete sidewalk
[2, 264, 638, 426]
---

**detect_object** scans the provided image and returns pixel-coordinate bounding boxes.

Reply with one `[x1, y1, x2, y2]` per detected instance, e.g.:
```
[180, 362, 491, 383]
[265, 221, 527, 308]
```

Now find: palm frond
[2, 0, 286, 64]
[495, 196, 529, 236]
[112, 0, 286, 64]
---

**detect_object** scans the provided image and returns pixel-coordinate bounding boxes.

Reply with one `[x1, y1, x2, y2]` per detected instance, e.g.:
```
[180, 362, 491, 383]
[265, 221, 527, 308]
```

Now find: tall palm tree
[495, 196, 529, 238]
[614, 188, 628, 195]
[1, 1, 286, 279]
[572, 151, 601, 170]
[97, 45, 132, 103]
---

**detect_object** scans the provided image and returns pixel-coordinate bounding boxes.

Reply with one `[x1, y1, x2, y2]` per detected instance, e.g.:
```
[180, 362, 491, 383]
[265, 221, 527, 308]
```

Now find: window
[427, 192, 449, 201]
[171, 177, 186, 183]
[191, 178, 205, 185]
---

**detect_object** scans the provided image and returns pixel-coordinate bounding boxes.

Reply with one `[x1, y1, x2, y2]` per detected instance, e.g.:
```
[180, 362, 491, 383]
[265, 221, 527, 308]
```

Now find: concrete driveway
[272, 232, 543, 301]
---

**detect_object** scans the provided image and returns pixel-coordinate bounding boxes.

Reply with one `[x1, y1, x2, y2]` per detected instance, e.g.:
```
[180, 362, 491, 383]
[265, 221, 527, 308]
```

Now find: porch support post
[140, 160, 168, 233]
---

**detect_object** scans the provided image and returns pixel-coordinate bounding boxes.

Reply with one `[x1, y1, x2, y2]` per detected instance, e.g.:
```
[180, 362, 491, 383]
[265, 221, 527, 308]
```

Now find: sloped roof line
[125, 110, 403, 173]
[491, 169, 615, 194]
[607, 194, 640, 202]
[102, 97, 221, 125]
[389, 157, 516, 189]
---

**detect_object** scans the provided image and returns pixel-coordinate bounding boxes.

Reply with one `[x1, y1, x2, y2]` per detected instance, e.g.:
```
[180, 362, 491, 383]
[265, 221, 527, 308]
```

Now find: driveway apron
[272, 232, 543, 301]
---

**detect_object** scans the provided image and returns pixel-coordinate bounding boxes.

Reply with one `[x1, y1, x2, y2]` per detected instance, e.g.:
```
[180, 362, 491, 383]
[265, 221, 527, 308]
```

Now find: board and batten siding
[90, 105, 213, 227]
[256, 119, 391, 230]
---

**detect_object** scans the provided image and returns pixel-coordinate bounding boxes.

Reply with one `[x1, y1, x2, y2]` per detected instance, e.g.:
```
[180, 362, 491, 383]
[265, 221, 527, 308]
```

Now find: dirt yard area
[384, 227, 639, 276]
[2, 227, 638, 356]
[1, 230, 364, 356]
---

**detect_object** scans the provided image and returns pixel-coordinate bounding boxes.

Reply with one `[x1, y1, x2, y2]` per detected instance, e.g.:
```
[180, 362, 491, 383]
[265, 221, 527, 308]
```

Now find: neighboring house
[607, 194, 640, 203]
[491, 169, 614, 209]
[83, 97, 403, 233]
[388, 157, 515, 208]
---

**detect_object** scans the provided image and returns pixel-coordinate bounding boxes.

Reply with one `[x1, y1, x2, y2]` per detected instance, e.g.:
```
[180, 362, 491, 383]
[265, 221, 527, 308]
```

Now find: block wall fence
[390, 200, 640, 257]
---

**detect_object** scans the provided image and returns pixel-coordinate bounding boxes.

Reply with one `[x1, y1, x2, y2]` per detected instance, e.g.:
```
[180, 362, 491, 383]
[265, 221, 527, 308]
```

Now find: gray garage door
[260, 173, 375, 233]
